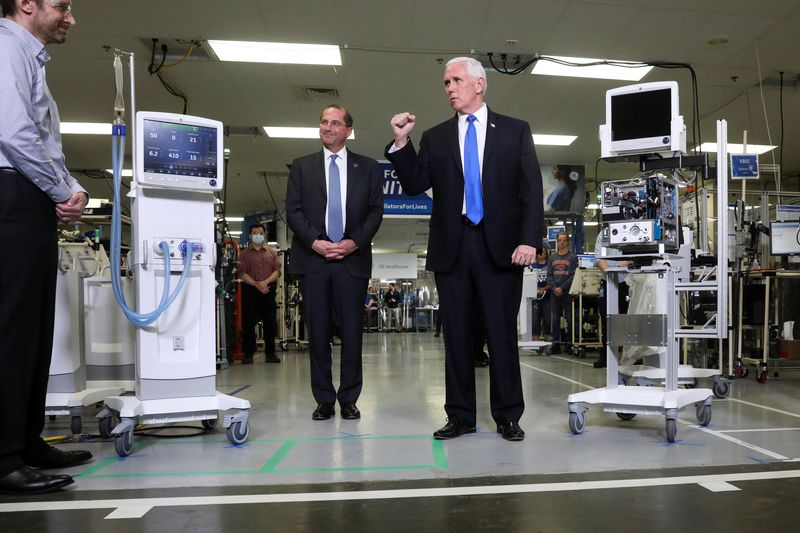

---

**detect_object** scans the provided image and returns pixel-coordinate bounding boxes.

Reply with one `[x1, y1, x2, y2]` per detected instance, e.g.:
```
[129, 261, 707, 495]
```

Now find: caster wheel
[226, 421, 250, 445]
[114, 431, 134, 457]
[70, 416, 83, 435]
[736, 366, 749, 379]
[757, 370, 768, 384]
[568, 411, 586, 435]
[713, 381, 730, 399]
[616, 412, 637, 421]
[578, 348, 587, 359]
[48, 415, 56, 422]
[280, 342, 288, 352]
[201, 416, 218, 430]
[696, 404, 712, 426]
[684, 379, 698, 389]
[619, 376, 630, 386]
[98, 415, 116, 438]
[665, 419, 677, 443]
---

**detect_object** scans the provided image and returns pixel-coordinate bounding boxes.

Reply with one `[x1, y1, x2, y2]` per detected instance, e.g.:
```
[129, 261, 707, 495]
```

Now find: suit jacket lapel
[446, 115, 462, 176]
[345, 149, 358, 214]
[314, 151, 326, 198]
[483, 107, 498, 173]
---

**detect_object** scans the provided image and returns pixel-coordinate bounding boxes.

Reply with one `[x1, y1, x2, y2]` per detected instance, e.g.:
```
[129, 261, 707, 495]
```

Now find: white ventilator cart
[567, 106, 730, 442]
[45, 242, 125, 435]
[99, 52, 251, 456]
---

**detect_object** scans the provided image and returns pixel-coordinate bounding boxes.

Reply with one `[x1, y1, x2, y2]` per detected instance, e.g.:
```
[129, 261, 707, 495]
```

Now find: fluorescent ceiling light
[263, 126, 355, 140]
[207, 40, 341, 65]
[586, 203, 600, 210]
[533, 134, 577, 146]
[62, 122, 111, 135]
[229, 231, 242, 236]
[225, 217, 244, 222]
[105, 169, 132, 177]
[583, 221, 599, 226]
[696, 143, 776, 155]
[532, 55, 652, 81]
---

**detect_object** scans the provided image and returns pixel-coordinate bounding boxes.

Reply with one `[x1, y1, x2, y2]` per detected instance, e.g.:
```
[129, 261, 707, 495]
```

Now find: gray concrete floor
[3, 332, 800, 530]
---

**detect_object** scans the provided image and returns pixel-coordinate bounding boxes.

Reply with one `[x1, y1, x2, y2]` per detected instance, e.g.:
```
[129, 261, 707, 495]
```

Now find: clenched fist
[390, 112, 416, 148]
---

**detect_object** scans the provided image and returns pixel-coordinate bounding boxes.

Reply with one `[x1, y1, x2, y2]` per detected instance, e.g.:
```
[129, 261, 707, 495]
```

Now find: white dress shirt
[323, 147, 348, 237]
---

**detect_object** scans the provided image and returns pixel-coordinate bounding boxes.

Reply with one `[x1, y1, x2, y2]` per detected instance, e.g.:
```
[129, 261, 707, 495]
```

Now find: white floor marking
[698, 481, 740, 492]
[727, 398, 800, 420]
[519, 362, 594, 390]
[551, 355, 594, 367]
[105, 505, 153, 519]
[1, 469, 799, 518]
[717, 427, 800, 433]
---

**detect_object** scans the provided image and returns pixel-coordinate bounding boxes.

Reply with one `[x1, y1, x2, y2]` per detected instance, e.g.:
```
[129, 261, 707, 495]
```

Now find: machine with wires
[99, 51, 251, 456]
[599, 174, 679, 253]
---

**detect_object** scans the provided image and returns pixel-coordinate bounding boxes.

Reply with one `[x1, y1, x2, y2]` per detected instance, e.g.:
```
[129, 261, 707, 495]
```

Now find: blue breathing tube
[110, 120, 194, 326]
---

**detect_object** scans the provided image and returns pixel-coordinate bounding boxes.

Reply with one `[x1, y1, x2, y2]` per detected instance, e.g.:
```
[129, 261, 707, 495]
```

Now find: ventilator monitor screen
[136, 111, 224, 191]
[771, 221, 800, 256]
[611, 88, 671, 142]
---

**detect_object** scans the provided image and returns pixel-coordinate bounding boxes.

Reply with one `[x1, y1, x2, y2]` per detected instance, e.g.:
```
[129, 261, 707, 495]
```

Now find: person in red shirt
[238, 224, 282, 364]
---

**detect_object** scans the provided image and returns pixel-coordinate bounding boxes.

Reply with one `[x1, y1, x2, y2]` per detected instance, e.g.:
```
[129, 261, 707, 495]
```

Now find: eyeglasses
[47, 1, 73, 15]
[320, 120, 347, 129]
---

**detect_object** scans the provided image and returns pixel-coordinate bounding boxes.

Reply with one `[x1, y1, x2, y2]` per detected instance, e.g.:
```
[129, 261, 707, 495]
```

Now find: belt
[0, 167, 21, 175]
[461, 215, 482, 228]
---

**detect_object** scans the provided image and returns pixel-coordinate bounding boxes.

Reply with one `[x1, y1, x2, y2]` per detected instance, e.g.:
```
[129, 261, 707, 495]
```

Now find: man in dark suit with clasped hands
[386, 57, 543, 442]
[286, 105, 383, 422]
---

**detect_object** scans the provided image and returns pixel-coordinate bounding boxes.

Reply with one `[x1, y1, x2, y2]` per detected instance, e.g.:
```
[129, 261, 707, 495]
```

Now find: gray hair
[445, 57, 488, 96]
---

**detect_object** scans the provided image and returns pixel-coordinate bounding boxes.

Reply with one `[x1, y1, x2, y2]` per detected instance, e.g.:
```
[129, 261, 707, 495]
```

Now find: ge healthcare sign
[380, 161, 432, 216]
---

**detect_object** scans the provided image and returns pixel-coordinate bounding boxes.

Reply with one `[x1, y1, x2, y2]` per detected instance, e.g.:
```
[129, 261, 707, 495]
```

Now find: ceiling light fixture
[532, 55, 652, 81]
[207, 40, 342, 65]
[263, 126, 355, 140]
[696, 143, 776, 155]
[533, 134, 577, 146]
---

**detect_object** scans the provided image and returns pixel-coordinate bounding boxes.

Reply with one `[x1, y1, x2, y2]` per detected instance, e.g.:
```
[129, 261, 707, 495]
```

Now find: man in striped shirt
[0, 0, 91, 496]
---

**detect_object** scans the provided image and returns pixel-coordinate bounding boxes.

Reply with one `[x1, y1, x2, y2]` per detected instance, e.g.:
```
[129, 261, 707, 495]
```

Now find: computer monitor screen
[611, 88, 671, 142]
[770, 221, 800, 256]
[600, 81, 685, 157]
[136, 111, 223, 191]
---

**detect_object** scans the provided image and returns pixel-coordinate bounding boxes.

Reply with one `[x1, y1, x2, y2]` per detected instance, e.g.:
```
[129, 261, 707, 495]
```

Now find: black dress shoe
[593, 358, 607, 368]
[340, 403, 361, 420]
[25, 446, 93, 469]
[265, 355, 281, 363]
[473, 356, 490, 368]
[496, 421, 525, 441]
[312, 403, 335, 420]
[0, 467, 73, 495]
[433, 419, 477, 440]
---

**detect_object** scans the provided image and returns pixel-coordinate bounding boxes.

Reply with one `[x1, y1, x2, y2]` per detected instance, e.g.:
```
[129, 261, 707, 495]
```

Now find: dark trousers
[598, 280, 630, 361]
[531, 293, 551, 337]
[241, 284, 277, 358]
[0, 170, 58, 476]
[435, 222, 524, 426]
[301, 262, 367, 406]
[551, 291, 571, 343]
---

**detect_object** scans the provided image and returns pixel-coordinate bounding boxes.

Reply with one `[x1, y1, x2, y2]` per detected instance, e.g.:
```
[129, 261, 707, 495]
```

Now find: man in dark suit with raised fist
[387, 57, 543, 442]
[286, 105, 383, 421]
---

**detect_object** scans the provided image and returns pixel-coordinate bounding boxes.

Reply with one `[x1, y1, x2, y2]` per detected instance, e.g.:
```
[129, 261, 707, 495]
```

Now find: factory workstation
[4, 1, 800, 531]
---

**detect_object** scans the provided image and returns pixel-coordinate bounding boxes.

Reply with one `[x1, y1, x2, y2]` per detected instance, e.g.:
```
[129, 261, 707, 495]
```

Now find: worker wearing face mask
[237, 223, 282, 364]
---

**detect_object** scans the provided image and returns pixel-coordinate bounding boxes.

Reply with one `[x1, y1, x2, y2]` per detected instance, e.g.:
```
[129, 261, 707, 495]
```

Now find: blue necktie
[464, 115, 483, 224]
[328, 154, 344, 242]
